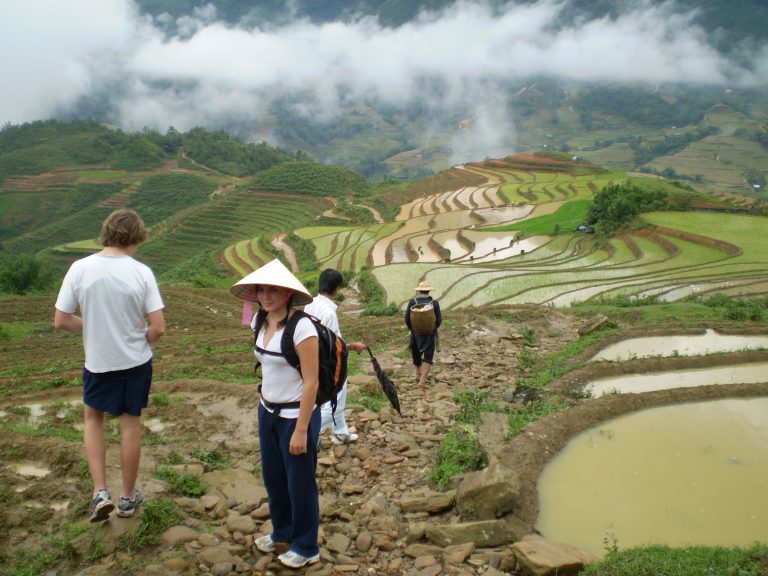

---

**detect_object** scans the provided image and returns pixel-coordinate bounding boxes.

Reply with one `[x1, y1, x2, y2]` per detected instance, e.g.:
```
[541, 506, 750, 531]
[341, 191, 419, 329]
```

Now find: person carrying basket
[404, 280, 442, 387]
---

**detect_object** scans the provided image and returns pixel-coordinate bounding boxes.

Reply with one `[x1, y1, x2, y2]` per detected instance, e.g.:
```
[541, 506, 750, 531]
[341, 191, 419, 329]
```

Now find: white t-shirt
[55, 253, 164, 373]
[303, 294, 350, 391]
[303, 294, 341, 337]
[252, 314, 317, 419]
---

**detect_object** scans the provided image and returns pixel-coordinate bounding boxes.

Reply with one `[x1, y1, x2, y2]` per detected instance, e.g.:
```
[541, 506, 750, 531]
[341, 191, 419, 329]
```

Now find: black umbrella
[366, 348, 401, 415]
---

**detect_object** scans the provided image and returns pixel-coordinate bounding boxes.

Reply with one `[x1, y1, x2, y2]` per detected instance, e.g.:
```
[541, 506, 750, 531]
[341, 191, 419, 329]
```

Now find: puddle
[12, 462, 52, 478]
[0, 400, 82, 425]
[27, 404, 45, 424]
[537, 398, 768, 557]
[585, 362, 768, 396]
[144, 417, 165, 433]
[55, 400, 82, 418]
[591, 329, 768, 362]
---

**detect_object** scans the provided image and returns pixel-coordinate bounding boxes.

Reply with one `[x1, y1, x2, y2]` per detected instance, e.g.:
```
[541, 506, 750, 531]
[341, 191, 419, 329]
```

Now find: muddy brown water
[590, 329, 768, 362]
[537, 397, 768, 557]
[585, 362, 768, 396]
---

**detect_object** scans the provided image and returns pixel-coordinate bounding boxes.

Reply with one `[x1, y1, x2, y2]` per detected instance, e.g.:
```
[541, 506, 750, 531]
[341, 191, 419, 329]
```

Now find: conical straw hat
[414, 280, 434, 292]
[230, 259, 313, 306]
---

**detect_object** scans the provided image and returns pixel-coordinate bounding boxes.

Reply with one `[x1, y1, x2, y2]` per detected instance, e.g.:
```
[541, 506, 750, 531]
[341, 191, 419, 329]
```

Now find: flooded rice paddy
[585, 362, 768, 396]
[591, 329, 768, 361]
[537, 397, 768, 557]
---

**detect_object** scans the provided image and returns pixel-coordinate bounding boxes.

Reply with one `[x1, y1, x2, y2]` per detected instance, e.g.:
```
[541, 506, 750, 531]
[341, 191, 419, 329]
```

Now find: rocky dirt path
[71, 310, 583, 576]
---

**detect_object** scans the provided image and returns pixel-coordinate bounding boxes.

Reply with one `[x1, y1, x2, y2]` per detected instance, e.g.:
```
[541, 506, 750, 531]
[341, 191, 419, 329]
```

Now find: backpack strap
[253, 309, 305, 369]
[279, 310, 307, 371]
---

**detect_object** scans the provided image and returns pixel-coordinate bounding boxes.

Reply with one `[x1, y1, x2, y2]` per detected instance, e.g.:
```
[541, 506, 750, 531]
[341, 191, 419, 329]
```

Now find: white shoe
[278, 549, 320, 568]
[331, 432, 359, 445]
[254, 534, 275, 553]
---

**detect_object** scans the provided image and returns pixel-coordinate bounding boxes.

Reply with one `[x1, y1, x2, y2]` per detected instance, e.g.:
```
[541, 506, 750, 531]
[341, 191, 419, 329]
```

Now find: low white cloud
[0, 0, 145, 124]
[1, 0, 765, 149]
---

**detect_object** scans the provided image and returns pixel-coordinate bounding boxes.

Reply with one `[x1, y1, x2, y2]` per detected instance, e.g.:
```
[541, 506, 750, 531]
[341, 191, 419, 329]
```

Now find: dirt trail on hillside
[270, 233, 299, 272]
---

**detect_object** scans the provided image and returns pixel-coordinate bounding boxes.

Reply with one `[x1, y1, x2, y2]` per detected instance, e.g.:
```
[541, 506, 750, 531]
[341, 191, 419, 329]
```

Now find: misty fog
[2, 0, 766, 158]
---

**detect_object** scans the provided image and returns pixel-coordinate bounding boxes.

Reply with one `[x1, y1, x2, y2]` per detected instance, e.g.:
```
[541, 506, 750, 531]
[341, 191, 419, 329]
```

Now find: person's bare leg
[415, 365, 422, 383]
[83, 405, 107, 492]
[119, 414, 142, 498]
[419, 363, 432, 387]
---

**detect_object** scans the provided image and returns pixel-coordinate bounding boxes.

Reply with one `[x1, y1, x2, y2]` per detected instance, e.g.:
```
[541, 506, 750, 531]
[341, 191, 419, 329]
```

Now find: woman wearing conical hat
[405, 280, 442, 387]
[230, 259, 321, 569]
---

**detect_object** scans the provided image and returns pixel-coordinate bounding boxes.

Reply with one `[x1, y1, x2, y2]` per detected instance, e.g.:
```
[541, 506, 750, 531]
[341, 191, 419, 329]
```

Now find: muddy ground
[1, 290, 767, 574]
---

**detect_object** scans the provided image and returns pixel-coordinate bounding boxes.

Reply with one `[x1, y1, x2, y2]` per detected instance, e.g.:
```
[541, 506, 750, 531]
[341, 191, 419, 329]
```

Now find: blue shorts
[83, 359, 153, 417]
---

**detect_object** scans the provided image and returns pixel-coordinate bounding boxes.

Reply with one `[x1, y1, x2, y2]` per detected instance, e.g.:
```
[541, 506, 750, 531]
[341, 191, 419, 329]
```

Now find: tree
[0, 254, 50, 295]
[588, 183, 667, 234]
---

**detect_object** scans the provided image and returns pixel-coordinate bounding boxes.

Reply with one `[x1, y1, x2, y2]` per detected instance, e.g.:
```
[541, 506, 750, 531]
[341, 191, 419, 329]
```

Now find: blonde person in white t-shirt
[54, 209, 165, 523]
[230, 259, 322, 570]
[304, 268, 366, 445]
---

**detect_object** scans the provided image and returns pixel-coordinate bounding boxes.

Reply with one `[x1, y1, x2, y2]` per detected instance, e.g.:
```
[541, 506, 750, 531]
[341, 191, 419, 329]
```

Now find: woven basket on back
[409, 302, 436, 336]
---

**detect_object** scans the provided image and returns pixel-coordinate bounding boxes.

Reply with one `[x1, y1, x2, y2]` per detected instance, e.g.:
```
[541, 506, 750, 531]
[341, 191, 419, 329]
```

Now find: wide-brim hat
[414, 280, 434, 292]
[230, 259, 313, 306]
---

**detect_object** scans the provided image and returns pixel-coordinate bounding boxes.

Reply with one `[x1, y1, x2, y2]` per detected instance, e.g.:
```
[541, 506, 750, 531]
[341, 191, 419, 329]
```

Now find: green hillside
[0, 121, 374, 283]
[249, 162, 370, 197]
[0, 121, 303, 184]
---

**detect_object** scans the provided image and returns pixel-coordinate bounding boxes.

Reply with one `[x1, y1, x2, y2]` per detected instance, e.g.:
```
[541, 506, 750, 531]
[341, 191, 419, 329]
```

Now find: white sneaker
[254, 534, 275, 553]
[331, 432, 359, 445]
[278, 550, 320, 568]
[89, 489, 114, 523]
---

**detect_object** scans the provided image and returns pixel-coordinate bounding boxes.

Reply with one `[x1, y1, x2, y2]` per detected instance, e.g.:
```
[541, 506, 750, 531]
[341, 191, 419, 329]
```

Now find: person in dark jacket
[404, 280, 442, 387]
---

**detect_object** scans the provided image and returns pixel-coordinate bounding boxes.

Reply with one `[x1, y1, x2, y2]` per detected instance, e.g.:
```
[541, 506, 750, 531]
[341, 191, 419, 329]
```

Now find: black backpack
[254, 310, 348, 416]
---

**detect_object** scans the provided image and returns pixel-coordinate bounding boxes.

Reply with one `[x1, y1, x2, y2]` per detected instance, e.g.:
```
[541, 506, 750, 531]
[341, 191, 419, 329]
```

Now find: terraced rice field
[213, 157, 767, 310]
[643, 106, 768, 196]
[373, 212, 767, 309]
[298, 165, 617, 273]
[364, 164, 767, 308]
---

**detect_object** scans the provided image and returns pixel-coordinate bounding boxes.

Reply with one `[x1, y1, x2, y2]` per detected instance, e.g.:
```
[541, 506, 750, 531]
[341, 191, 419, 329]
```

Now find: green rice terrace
[277, 154, 766, 311]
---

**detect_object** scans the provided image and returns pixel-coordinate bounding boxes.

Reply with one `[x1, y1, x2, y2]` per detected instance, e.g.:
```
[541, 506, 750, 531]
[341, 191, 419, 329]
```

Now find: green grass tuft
[154, 466, 207, 497]
[582, 543, 768, 576]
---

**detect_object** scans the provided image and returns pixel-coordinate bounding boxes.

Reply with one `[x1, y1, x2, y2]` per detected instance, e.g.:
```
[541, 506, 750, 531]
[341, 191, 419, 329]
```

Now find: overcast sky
[1, 0, 766, 137]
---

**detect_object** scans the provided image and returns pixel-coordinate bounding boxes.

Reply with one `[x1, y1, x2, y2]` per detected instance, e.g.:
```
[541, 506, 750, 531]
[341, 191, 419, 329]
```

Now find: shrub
[507, 397, 571, 437]
[0, 253, 52, 295]
[362, 303, 400, 316]
[429, 426, 487, 490]
[452, 390, 497, 425]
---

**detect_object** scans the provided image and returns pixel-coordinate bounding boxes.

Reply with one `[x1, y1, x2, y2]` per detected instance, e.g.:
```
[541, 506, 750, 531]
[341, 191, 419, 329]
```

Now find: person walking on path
[405, 280, 442, 387]
[304, 268, 367, 445]
[53, 209, 165, 523]
[230, 259, 322, 569]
